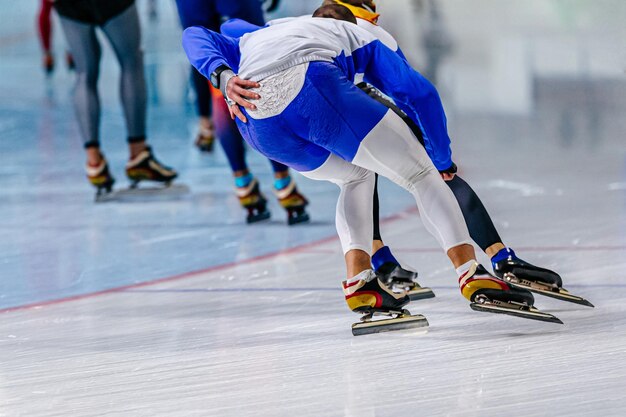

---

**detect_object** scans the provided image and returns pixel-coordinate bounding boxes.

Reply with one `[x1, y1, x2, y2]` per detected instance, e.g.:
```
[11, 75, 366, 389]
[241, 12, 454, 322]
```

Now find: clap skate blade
[502, 273, 594, 307]
[95, 183, 190, 203]
[470, 294, 563, 324]
[351, 308, 429, 336]
[94, 183, 114, 202]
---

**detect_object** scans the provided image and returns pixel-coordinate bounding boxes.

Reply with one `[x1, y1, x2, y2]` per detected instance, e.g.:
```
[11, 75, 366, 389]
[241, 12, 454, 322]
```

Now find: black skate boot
[236, 177, 271, 224]
[492, 248, 593, 307]
[343, 269, 429, 336]
[274, 176, 310, 225]
[86, 156, 115, 201]
[460, 262, 562, 324]
[372, 246, 434, 301]
[126, 146, 177, 188]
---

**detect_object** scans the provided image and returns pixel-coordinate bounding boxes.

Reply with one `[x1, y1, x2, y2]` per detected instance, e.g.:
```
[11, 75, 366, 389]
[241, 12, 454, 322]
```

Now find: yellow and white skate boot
[195, 121, 215, 153]
[236, 176, 271, 224]
[126, 146, 177, 188]
[273, 176, 309, 225]
[86, 155, 115, 199]
[343, 270, 428, 336]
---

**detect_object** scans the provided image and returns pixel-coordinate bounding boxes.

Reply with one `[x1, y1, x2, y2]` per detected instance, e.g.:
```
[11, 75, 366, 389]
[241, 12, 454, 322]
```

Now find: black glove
[439, 162, 457, 175]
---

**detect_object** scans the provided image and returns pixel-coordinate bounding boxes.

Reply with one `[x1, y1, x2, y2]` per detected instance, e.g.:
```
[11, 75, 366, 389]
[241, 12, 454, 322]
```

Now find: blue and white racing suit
[183, 18, 471, 256]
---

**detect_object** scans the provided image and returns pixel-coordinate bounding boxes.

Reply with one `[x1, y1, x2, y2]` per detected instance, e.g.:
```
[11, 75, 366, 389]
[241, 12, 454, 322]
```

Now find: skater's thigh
[288, 62, 389, 162]
[100, 4, 142, 68]
[352, 109, 438, 190]
[59, 17, 100, 78]
[301, 153, 372, 187]
[236, 115, 331, 172]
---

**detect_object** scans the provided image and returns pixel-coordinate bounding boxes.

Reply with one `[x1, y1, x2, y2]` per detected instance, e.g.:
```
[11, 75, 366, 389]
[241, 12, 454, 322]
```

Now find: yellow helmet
[333, 0, 380, 25]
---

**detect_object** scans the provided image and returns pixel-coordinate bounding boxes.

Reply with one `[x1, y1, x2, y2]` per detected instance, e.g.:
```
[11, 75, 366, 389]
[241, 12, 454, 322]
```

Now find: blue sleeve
[220, 18, 264, 38]
[395, 46, 408, 62]
[353, 40, 453, 171]
[182, 26, 241, 79]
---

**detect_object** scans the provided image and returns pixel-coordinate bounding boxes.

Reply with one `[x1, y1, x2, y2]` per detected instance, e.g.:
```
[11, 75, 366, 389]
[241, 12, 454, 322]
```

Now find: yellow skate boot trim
[346, 294, 380, 311]
[89, 175, 109, 187]
[278, 194, 306, 209]
[459, 262, 508, 301]
[85, 158, 111, 186]
[342, 271, 405, 311]
[461, 280, 506, 301]
[239, 193, 261, 208]
[343, 277, 382, 311]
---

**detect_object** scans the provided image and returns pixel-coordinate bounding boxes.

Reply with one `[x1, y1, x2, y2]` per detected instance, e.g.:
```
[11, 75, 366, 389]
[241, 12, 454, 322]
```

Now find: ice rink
[1, 1, 625, 416]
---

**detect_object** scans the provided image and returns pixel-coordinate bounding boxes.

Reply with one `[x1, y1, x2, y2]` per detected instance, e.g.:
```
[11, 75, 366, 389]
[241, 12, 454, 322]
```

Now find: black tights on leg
[446, 175, 502, 252]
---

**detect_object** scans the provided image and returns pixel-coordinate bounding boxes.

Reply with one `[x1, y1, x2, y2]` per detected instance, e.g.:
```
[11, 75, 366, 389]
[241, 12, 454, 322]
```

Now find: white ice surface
[0, 0, 625, 416]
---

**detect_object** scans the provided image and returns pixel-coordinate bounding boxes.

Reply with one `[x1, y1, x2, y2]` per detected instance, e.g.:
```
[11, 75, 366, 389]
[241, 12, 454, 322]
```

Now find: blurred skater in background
[36, 0, 74, 74]
[54, 0, 178, 198]
[175, 0, 309, 225]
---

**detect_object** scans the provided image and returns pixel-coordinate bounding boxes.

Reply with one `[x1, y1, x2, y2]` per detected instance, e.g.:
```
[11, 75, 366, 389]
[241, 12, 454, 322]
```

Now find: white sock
[346, 269, 375, 285]
[455, 260, 477, 278]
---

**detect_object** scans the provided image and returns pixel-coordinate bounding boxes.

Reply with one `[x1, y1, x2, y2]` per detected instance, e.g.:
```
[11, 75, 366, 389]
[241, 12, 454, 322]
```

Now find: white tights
[302, 110, 472, 255]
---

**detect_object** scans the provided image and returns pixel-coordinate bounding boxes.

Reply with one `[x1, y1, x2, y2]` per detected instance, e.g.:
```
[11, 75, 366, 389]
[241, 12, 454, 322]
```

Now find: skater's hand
[226, 76, 261, 123]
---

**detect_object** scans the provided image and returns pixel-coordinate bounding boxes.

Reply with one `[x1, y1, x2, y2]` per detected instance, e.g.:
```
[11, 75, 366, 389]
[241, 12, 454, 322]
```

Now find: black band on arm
[439, 162, 457, 174]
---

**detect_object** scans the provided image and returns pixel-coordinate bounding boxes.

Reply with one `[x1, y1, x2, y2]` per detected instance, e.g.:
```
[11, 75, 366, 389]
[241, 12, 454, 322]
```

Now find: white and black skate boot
[372, 246, 434, 301]
[274, 176, 310, 225]
[86, 155, 115, 201]
[126, 146, 178, 188]
[195, 120, 215, 153]
[343, 270, 429, 336]
[492, 248, 593, 307]
[460, 262, 563, 324]
[236, 177, 271, 224]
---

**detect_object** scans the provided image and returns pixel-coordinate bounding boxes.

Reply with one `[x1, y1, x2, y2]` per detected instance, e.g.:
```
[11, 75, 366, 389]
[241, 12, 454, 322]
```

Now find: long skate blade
[95, 192, 115, 203]
[95, 184, 189, 202]
[509, 282, 594, 308]
[470, 302, 563, 324]
[407, 287, 436, 301]
[351, 314, 429, 336]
